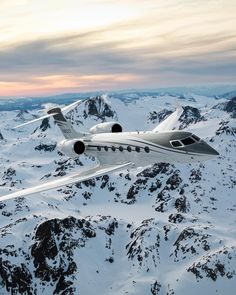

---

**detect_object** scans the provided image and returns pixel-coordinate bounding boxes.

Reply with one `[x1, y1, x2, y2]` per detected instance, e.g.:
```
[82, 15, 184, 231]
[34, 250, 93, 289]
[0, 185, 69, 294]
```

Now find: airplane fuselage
[1, 100, 219, 202]
[80, 130, 219, 166]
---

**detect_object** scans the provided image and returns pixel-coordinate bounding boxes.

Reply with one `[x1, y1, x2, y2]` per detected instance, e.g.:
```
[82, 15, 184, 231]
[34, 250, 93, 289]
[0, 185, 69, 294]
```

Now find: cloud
[0, 31, 136, 76]
[0, 1, 236, 96]
[1, 26, 235, 77]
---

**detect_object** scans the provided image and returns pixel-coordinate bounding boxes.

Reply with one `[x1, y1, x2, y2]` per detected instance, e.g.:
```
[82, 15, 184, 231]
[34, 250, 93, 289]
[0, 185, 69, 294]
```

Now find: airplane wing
[0, 162, 131, 202]
[152, 104, 183, 132]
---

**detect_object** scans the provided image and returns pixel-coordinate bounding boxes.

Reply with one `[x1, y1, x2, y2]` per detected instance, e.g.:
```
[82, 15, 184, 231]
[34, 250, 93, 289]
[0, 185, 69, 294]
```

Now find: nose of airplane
[200, 141, 219, 156]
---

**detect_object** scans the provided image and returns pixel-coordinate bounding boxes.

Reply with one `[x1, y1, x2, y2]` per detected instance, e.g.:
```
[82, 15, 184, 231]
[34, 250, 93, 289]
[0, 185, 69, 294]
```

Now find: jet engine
[89, 122, 123, 134]
[58, 139, 86, 158]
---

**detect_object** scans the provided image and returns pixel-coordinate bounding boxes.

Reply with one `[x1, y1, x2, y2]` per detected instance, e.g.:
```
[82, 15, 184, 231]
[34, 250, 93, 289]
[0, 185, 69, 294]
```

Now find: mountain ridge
[0, 93, 235, 295]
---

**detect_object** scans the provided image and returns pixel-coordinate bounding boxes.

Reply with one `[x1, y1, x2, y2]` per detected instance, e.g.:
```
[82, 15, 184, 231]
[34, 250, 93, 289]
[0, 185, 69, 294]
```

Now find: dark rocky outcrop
[0, 259, 33, 295]
[188, 246, 236, 281]
[126, 219, 160, 270]
[35, 143, 57, 152]
[215, 121, 236, 136]
[31, 217, 96, 294]
[148, 109, 172, 124]
[83, 96, 117, 121]
[223, 97, 236, 118]
[173, 227, 210, 261]
[39, 118, 51, 131]
[179, 106, 205, 129]
[151, 281, 162, 295]
[0, 131, 4, 140]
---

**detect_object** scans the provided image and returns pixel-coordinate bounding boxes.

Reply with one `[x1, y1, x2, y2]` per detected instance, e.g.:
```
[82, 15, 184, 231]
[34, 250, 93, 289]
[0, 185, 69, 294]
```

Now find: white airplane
[0, 100, 218, 202]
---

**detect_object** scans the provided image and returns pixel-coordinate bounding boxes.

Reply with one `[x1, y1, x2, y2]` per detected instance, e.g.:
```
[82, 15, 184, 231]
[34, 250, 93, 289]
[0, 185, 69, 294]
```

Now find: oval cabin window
[144, 146, 150, 153]
[135, 146, 140, 153]
[127, 146, 132, 152]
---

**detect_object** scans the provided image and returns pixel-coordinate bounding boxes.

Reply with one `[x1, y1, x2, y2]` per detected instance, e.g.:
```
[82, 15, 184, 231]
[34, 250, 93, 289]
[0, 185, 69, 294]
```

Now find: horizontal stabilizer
[14, 100, 83, 129]
[0, 162, 131, 202]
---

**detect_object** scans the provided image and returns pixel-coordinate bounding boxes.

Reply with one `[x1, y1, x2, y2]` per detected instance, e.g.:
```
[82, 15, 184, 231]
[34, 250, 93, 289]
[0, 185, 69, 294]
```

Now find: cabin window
[111, 146, 116, 152]
[135, 146, 140, 153]
[127, 146, 132, 152]
[144, 146, 150, 153]
[181, 137, 195, 146]
[119, 146, 124, 152]
[104, 146, 109, 151]
[192, 134, 200, 142]
[97, 146, 101, 151]
[171, 140, 182, 147]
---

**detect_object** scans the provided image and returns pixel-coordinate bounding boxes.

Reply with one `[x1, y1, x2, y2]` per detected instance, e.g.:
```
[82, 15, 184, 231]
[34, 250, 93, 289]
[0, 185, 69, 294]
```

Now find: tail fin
[47, 107, 80, 139]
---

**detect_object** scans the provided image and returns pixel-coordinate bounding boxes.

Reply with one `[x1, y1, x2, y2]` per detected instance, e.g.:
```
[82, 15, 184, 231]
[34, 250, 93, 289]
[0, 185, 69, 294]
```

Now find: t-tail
[14, 100, 85, 139]
[47, 107, 79, 139]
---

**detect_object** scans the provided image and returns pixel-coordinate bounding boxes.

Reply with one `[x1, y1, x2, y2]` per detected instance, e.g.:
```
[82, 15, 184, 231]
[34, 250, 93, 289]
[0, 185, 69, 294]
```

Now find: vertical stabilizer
[47, 108, 79, 139]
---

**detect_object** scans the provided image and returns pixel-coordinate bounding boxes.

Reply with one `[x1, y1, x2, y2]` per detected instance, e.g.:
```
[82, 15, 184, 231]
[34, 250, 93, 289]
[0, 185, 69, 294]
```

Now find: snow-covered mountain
[0, 92, 235, 295]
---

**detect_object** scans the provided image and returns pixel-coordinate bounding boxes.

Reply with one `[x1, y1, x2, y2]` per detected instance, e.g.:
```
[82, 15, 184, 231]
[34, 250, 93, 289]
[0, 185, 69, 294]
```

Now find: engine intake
[89, 122, 123, 134]
[58, 139, 86, 158]
[73, 140, 86, 155]
[111, 123, 122, 133]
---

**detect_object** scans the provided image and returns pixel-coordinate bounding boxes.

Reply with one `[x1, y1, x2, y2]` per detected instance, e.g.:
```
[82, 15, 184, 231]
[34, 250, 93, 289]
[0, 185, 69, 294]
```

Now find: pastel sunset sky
[0, 0, 235, 96]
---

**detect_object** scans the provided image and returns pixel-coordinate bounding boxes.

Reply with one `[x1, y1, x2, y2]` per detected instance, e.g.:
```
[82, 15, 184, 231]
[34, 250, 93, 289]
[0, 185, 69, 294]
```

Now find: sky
[0, 0, 235, 97]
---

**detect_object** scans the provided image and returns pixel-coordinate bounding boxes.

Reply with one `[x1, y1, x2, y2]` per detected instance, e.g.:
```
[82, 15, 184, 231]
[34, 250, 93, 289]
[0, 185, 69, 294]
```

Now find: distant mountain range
[0, 85, 236, 111]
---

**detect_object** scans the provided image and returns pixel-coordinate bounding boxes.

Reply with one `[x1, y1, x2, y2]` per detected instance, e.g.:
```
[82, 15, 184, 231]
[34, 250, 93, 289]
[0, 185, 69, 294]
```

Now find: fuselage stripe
[129, 138, 202, 156]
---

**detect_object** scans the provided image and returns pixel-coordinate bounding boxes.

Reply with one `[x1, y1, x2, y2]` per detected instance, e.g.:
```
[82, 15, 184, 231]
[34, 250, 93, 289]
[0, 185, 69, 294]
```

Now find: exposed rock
[126, 219, 160, 270]
[175, 196, 190, 213]
[189, 168, 202, 183]
[223, 97, 236, 118]
[0, 259, 33, 295]
[0, 167, 19, 187]
[137, 163, 171, 178]
[166, 170, 182, 190]
[148, 109, 172, 124]
[35, 143, 56, 152]
[83, 96, 117, 121]
[179, 106, 205, 129]
[39, 118, 50, 132]
[2, 167, 16, 181]
[173, 227, 210, 260]
[188, 246, 236, 281]
[168, 213, 185, 223]
[216, 121, 236, 136]
[151, 281, 162, 295]
[31, 217, 96, 293]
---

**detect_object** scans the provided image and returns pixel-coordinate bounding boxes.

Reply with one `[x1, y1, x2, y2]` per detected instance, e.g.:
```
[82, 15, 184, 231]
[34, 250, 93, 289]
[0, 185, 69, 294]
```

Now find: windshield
[170, 134, 200, 148]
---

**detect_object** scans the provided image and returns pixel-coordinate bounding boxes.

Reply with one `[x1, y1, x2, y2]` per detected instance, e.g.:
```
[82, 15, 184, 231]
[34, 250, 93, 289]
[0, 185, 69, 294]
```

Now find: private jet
[0, 100, 219, 201]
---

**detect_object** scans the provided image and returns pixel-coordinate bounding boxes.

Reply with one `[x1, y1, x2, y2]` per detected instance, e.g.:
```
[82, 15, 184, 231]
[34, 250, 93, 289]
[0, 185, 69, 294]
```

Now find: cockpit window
[171, 140, 182, 147]
[192, 134, 200, 142]
[170, 135, 200, 148]
[181, 137, 195, 145]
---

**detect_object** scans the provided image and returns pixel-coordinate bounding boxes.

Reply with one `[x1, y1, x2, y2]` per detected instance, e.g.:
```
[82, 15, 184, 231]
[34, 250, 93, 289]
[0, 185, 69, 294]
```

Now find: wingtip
[173, 100, 183, 110]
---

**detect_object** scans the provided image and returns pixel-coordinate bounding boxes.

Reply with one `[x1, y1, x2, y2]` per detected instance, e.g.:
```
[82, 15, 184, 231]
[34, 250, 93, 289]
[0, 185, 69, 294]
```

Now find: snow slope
[0, 92, 235, 295]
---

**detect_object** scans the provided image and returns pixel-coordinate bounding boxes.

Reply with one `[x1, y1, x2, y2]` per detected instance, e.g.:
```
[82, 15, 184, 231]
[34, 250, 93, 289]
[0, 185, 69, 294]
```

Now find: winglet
[152, 103, 184, 132]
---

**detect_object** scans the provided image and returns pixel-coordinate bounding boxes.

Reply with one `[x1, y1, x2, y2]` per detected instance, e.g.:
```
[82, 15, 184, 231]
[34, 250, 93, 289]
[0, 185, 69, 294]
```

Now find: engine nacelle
[58, 139, 86, 158]
[89, 122, 123, 134]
